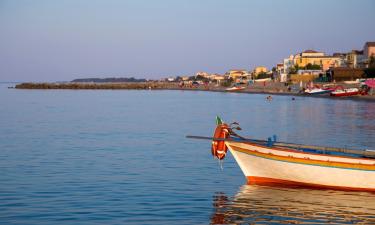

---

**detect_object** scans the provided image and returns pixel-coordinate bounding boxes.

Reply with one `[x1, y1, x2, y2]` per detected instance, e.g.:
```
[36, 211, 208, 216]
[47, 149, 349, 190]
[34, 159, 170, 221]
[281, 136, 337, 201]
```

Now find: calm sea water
[0, 84, 374, 224]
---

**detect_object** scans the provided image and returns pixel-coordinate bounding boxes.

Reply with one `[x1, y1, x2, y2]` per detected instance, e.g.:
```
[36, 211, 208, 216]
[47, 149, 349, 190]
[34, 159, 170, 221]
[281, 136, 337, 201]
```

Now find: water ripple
[0, 86, 374, 224]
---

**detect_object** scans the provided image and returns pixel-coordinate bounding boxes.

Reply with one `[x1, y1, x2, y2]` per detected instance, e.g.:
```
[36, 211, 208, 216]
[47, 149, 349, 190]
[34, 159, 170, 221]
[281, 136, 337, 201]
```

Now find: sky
[0, 0, 375, 82]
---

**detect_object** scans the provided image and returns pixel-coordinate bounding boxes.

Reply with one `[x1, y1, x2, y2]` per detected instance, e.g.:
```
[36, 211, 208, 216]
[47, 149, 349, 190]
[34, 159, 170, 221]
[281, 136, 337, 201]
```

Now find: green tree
[221, 77, 233, 87]
[195, 75, 209, 82]
[257, 72, 271, 79]
[288, 66, 297, 75]
[305, 63, 321, 70]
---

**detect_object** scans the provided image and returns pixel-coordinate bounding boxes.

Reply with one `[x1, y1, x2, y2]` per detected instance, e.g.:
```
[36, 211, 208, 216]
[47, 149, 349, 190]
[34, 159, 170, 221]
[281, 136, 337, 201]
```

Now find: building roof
[229, 69, 246, 72]
[365, 42, 375, 47]
[351, 50, 364, 54]
[303, 49, 319, 53]
[300, 55, 339, 58]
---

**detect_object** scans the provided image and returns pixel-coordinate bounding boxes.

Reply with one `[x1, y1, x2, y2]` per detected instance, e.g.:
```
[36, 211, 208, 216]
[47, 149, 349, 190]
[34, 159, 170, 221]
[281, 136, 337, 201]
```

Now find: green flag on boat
[216, 116, 223, 125]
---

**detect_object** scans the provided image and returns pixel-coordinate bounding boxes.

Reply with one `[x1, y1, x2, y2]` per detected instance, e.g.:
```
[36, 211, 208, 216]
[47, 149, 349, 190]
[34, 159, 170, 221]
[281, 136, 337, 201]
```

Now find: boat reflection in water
[211, 185, 375, 224]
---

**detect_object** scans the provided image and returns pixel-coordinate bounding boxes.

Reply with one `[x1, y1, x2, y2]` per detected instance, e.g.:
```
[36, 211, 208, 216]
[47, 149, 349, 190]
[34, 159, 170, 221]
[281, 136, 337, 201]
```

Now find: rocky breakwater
[15, 82, 180, 90]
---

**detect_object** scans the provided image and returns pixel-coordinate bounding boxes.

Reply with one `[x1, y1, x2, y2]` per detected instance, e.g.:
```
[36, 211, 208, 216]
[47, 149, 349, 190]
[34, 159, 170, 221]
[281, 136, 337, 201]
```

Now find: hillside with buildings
[164, 41, 375, 86]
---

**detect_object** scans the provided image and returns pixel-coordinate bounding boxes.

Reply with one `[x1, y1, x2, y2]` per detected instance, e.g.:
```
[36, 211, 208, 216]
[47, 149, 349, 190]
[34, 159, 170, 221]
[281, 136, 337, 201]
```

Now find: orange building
[228, 70, 247, 80]
[252, 66, 268, 79]
[294, 50, 340, 71]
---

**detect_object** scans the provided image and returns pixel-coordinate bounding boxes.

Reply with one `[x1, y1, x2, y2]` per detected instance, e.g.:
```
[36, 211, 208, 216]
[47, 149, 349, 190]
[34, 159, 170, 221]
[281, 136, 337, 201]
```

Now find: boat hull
[226, 141, 375, 191]
[330, 92, 359, 97]
[330, 88, 359, 97]
[305, 89, 332, 95]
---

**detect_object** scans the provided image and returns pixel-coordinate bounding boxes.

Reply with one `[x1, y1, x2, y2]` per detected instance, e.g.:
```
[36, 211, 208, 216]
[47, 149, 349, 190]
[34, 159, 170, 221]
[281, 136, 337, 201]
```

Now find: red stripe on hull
[247, 176, 375, 192]
[330, 92, 359, 97]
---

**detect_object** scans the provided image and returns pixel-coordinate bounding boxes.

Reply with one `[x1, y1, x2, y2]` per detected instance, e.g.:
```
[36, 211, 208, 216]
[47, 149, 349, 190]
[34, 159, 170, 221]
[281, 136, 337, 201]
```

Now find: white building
[283, 55, 295, 74]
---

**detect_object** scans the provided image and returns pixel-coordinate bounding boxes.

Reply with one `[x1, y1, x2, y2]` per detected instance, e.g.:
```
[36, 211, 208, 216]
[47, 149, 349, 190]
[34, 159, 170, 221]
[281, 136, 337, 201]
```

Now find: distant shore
[14, 82, 375, 101]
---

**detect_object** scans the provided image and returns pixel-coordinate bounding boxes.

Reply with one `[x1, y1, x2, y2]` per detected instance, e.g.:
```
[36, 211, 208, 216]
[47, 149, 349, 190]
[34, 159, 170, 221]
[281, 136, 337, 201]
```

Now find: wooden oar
[186, 135, 375, 158]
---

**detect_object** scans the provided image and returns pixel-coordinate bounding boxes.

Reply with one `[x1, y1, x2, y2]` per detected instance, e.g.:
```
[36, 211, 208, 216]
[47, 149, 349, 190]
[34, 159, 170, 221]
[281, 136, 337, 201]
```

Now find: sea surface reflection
[211, 185, 375, 224]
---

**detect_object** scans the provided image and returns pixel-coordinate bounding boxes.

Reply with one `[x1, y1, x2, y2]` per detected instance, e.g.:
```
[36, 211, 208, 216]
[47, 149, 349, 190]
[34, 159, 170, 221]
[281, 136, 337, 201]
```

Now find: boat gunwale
[228, 145, 375, 171]
[226, 141, 375, 165]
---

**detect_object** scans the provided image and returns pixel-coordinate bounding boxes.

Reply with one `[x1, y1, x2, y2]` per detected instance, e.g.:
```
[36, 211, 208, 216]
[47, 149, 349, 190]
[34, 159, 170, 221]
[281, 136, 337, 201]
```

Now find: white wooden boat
[226, 140, 375, 191]
[188, 117, 375, 191]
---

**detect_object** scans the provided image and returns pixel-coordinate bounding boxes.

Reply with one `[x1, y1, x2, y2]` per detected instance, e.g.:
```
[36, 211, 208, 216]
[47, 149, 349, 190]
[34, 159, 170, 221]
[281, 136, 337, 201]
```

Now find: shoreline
[14, 82, 375, 101]
[168, 88, 375, 102]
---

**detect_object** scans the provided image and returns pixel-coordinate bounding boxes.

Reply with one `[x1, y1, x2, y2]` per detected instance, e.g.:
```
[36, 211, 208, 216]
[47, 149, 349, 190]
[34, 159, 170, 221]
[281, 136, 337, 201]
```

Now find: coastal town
[16, 41, 375, 99]
[163, 41, 375, 95]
